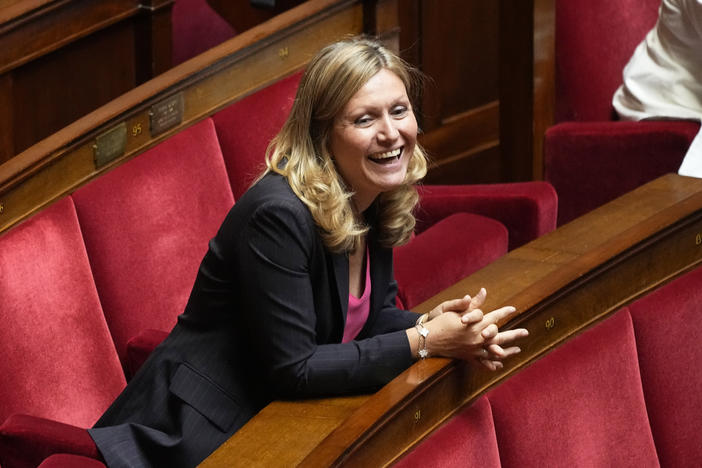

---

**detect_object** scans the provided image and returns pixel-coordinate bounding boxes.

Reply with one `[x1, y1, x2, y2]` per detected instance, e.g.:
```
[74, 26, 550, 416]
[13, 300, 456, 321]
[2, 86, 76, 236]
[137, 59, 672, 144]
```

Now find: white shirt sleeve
[612, 0, 702, 121]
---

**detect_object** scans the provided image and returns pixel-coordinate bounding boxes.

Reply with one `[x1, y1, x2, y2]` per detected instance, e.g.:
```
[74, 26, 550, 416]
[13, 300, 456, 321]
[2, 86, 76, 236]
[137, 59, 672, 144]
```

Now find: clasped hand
[420, 288, 528, 370]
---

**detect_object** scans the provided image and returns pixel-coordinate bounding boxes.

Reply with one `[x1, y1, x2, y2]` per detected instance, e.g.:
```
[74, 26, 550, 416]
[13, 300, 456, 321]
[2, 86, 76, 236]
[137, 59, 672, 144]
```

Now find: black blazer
[89, 173, 418, 468]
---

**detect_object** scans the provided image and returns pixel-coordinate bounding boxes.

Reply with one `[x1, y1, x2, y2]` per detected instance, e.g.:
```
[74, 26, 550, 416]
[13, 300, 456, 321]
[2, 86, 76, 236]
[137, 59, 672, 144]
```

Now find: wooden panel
[134, 0, 173, 81]
[420, 100, 500, 184]
[396, 0, 503, 184]
[0, 73, 12, 159]
[0, 0, 174, 163]
[419, 0, 498, 131]
[11, 21, 136, 154]
[397, 0, 555, 184]
[498, 0, 555, 181]
[0, 0, 379, 234]
[201, 174, 702, 466]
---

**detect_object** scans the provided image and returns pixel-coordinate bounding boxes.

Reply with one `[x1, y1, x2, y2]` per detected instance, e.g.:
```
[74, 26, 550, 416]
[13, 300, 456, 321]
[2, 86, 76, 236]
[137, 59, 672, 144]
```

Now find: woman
[89, 37, 528, 468]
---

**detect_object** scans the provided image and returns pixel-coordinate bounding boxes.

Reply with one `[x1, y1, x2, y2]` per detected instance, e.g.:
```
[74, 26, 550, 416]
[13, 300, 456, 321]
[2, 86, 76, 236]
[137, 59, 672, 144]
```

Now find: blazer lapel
[331, 251, 349, 326]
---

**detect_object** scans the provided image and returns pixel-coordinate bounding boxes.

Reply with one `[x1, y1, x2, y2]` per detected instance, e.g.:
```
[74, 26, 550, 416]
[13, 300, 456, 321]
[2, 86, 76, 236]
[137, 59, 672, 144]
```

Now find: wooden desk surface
[201, 173, 702, 467]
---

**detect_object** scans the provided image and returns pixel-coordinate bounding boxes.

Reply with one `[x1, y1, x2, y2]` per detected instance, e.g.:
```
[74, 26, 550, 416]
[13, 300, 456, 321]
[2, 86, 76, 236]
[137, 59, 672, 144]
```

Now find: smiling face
[328, 68, 418, 212]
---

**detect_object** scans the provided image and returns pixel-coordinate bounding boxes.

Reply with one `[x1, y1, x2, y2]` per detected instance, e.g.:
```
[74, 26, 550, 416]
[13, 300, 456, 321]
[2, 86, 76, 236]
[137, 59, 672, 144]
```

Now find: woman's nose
[377, 114, 400, 143]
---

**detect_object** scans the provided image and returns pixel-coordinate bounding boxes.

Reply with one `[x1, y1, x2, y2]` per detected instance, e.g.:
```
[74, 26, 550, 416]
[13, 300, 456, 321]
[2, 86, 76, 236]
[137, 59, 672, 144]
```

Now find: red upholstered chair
[0, 198, 125, 468]
[171, 0, 236, 65]
[212, 73, 558, 309]
[544, 0, 700, 225]
[72, 118, 235, 377]
[487, 309, 659, 467]
[393, 397, 501, 467]
[629, 267, 702, 466]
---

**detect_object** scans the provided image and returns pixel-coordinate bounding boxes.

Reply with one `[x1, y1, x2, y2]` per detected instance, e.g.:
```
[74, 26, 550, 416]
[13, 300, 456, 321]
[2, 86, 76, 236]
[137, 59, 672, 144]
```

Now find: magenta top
[342, 250, 371, 343]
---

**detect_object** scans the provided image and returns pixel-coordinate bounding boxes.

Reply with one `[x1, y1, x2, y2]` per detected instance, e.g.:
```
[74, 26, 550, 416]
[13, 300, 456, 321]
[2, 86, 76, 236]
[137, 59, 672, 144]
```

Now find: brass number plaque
[696, 233, 701, 245]
[150, 93, 184, 136]
[0, 201, 4, 215]
[94, 122, 127, 168]
[132, 122, 143, 137]
[278, 47, 289, 59]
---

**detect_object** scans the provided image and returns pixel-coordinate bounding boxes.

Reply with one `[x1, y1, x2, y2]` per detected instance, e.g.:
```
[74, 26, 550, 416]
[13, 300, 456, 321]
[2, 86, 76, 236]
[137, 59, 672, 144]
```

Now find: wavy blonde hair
[266, 37, 427, 253]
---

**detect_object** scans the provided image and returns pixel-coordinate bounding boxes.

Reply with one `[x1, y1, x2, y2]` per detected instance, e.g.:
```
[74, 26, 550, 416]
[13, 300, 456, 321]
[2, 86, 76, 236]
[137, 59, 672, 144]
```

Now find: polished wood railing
[202, 173, 702, 466]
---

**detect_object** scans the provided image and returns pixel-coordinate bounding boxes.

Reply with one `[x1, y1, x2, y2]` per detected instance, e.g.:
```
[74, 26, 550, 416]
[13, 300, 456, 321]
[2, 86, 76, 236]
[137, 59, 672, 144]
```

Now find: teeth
[370, 148, 402, 160]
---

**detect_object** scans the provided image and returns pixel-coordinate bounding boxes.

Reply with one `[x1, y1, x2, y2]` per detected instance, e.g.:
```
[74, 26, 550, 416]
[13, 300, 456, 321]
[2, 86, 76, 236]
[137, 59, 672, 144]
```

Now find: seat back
[0, 197, 126, 427]
[172, 0, 236, 65]
[629, 267, 702, 466]
[397, 309, 660, 467]
[72, 119, 234, 367]
[487, 310, 658, 467]
[212, 72, 302, 199]
[555, 0, 660, 122]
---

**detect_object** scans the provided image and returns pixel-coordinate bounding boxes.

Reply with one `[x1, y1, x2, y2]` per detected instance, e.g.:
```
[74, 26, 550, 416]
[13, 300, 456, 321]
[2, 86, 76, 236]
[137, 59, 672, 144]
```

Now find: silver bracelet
[415, 314, 429, 359]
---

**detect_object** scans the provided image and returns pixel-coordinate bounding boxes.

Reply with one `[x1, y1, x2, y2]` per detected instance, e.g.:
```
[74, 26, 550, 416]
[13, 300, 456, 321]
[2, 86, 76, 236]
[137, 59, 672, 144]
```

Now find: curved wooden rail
[201, 173, 702, 467]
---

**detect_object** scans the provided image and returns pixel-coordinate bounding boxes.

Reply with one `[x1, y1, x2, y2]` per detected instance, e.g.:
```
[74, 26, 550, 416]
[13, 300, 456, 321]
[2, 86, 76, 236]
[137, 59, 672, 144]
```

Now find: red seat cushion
[38, 454, 106, 468]
[487, 310, 658, 467]
[72, 118, 234, 369]
[213, 72, 302, 199]
[0, 414, 101, 468]
[393, 396, 501, 467]
[0, 197, 125, 427]
[394, 213, 508, 309]
[629, 266, 702, 466]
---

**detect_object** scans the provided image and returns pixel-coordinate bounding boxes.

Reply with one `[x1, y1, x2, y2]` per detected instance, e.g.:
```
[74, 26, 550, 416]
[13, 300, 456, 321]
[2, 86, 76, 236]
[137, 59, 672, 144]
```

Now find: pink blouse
[342, 250, 371, 343]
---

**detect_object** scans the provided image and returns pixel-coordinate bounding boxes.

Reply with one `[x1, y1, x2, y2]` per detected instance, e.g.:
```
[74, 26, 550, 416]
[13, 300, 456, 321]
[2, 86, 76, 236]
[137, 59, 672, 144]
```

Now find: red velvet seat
[544, 0, 700, 225]
[394, 396, 501, 467]
[37, 454, 106, 468]
[629, 268, 702, 466]
[0, 198, 124, 468]
[397, 309, 663, 467]
[72, 118, 235, 377]
[487, 310, 658, 467]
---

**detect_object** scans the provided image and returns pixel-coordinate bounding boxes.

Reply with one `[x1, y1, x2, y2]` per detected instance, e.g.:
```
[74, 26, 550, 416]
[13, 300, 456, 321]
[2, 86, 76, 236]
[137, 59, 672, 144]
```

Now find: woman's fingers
[461, 309, 484, 324]
[486, 328, 529, 346]
[439, 295, 472, 313]
[482, 305, 518, 325]
[486, 343, 521, 359]
[479, 358, 503, 371]
[469, 288, 487, 311]
[481, 323, 498, 339]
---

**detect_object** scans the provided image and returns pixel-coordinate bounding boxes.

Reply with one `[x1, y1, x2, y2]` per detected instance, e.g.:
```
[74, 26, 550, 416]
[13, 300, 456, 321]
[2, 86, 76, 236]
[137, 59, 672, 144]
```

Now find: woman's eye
[392, 106, 408, 117]
[354, 116, 373, 126]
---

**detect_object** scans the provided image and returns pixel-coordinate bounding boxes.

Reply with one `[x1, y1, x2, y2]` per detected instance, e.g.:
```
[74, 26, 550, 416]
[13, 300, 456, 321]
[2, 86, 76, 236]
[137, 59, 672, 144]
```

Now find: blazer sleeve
[236, 198, 414, 398]
[365, 274, 419, 335]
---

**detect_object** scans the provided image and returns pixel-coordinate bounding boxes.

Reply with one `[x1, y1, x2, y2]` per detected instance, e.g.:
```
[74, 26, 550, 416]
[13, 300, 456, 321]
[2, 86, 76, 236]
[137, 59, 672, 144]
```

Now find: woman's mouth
[368, 147, 402, 165]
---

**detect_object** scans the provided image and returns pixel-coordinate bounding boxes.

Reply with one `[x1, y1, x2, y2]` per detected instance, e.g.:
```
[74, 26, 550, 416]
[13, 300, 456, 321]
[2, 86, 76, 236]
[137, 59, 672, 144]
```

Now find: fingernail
[515, 347, 521, 353]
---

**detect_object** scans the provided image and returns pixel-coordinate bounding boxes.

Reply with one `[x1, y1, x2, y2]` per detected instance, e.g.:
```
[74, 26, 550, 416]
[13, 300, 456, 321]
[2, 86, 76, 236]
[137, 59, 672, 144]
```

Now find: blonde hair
[266, 37, 428, 253]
